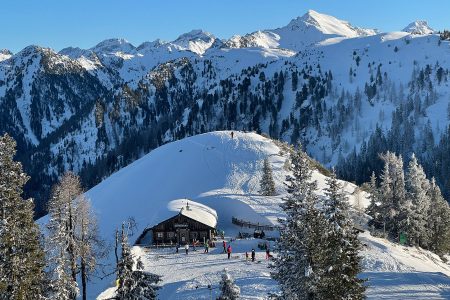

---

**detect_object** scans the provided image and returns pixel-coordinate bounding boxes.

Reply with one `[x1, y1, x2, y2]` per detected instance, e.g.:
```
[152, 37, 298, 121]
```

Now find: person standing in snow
[231, 131, 234, 139]
[245, 251, 249, 261]
[251, 248, 256, 262]
[204, 241, 209, 253]
[176, 244, 179, 253]
[185, 244, 189, 255]
[266, 247, 270, 260]
[223, 240, 227, 253]
[227, 245, 232, 259]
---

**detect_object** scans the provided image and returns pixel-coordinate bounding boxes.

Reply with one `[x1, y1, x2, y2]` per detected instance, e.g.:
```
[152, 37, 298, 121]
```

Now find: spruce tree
[405, 154, 431, 247]
[378, 152, 407, 238]
[322, 169, 366, 299]
[0, 134, 46, 299]
[366, 172, 381, 229]
[116, 223, 159, 300]
[427, 178, 450, 255]
[218, 269, 240, 300]
[260, 157, 276, 196]
[117, 223, 135, 299]
[272, 145, 328, 299]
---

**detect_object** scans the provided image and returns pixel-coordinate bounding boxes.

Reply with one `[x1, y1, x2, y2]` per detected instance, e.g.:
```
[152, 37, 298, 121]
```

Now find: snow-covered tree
[47, 172, 105, 300]
[272, 145, 329, 299]
[46, 174, 80, 299]
[116, 223, 159, 300]
[405, 154, 431, 247]
[366, 172, 381, 229]
[218, 268, 240, 300]
[427, 178, 450, 255]
[260, 157, 276, 196]
[0, 133, 47, 299]
[378, 152, 407, 238]
[116, 223, 134, 299]
[76, 196, 106, 300]
[322, 169, 366, 299]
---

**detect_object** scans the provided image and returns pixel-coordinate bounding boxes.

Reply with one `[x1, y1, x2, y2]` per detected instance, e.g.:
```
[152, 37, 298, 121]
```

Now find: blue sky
[1, 0, 450, 53]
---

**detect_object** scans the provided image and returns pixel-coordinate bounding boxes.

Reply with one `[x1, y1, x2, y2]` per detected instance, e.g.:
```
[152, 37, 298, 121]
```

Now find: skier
[266, 247, 270, 260]
[223, 240, 227, 253]
[176, 244, 179, 253]
[185, 244, 189, 255]
[251, 248, 256, 262]
[193, 239, 196, 251]
[227, 245, 232, 259]
[231, 131, 234, 139]
[204, 241, 209, 253]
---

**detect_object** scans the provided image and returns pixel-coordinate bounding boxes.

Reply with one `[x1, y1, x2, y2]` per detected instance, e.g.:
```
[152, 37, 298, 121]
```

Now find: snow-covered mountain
[403, 20, 435, 35]
[48, 131, 450, 299]
[1, 10, 450, 215]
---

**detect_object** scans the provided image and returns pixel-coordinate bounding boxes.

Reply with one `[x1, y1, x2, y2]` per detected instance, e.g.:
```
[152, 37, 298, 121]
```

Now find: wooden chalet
[137, 201, 217, 246]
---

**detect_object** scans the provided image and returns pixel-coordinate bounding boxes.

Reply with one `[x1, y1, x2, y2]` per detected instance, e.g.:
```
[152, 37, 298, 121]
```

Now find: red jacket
[227, 246, 232, 253]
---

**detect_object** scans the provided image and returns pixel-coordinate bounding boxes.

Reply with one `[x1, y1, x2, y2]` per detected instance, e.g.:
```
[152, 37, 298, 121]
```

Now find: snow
[51, 130, 448, 299]
[170, 30, 216, 55]
[169, 199, 218, 229]
[403, 21, 435, 35]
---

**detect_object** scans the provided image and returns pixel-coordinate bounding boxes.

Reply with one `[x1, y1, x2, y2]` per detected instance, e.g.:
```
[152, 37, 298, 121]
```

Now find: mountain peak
[284, 10, 377, 38]
[0, 49, 12, 62]
[171, 29, 216, 55]
[174, 29, 215, 43]
[91, 38, 136, 54]
[403, 20, 434, 35]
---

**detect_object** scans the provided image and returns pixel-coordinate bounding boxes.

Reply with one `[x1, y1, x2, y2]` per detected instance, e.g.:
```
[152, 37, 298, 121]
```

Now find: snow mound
[403, 21, 435, 35]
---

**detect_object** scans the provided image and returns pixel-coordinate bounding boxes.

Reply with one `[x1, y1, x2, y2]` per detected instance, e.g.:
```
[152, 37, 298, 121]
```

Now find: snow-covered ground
[68, 131, 450, 299]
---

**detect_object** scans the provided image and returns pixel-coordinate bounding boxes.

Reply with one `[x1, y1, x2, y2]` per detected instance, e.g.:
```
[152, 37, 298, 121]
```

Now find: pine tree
[117, 223, 135, 299]
[322, 169, 366, 299]
[427, 178, 450, 255]
[116, 223, 159, 300]
[405, 154, 430, 247]
[366, 172, 381, 229]
[272, 145, 328, 299]
[378, 152, 407, 238]
[0, 134, 47, 299]
[218, 269, 240, 300]
[260, 157, 276, 196]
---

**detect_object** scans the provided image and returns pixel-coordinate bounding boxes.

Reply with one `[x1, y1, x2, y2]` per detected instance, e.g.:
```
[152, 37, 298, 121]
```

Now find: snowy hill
[60, 131, 450, 299]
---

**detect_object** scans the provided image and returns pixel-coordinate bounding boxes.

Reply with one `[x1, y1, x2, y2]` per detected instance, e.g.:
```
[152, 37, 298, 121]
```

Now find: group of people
[175, 238, 272, 261]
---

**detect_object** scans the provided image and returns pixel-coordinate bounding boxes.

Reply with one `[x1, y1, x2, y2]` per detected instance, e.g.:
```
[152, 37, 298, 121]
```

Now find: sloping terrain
[67, 131, 450, 298]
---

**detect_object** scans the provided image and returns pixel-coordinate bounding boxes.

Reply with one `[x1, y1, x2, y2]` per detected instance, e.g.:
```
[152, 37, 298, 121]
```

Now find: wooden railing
[231, 217, 279, 231]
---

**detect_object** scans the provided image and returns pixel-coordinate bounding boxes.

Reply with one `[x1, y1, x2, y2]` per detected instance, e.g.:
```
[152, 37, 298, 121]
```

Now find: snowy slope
[61, 131, 450, 299]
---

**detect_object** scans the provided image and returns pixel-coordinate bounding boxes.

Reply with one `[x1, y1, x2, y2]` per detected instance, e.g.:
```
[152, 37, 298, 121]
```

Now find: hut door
[178, 229, 189, 244]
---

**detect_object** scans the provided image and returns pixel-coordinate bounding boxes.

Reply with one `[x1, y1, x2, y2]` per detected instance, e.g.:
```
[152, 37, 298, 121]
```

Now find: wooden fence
[231, 217, 280, 231]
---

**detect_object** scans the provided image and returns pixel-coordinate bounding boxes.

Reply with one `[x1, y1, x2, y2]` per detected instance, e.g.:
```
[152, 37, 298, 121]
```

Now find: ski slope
[65, 131, 450, 299]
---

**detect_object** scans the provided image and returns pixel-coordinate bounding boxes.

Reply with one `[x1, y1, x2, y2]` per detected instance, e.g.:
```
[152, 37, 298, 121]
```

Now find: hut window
[156, 232, 163, 239]
[167, 232, 175, 239]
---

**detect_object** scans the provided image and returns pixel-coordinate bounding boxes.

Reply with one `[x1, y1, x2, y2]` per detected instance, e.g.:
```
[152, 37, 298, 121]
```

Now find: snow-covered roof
[168, 199, 218, 228]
